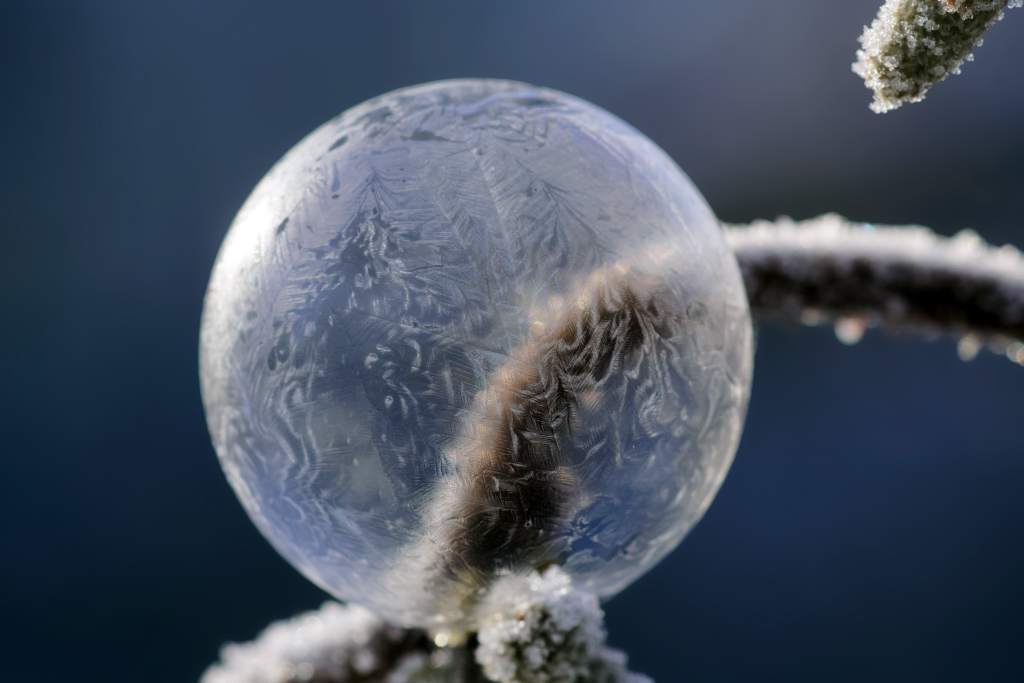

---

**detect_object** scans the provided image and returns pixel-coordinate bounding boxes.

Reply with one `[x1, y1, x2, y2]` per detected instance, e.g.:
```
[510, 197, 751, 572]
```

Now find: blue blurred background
[2, 1, 1023, 680]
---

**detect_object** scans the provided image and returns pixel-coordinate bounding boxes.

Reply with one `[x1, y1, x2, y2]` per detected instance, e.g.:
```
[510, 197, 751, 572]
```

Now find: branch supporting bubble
[201, 568, 649, 683]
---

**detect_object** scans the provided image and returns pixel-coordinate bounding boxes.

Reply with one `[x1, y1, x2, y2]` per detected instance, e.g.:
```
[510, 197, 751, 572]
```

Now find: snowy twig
[200, 602, 438, 683]
[474, 569, 651, 683]
[725, 214, 1024, 362]
[853, 0, 1021, 113]
[201, 568, 648, 683]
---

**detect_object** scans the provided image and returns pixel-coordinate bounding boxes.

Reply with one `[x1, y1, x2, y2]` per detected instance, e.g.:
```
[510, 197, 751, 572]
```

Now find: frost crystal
[201, 571, 653, 682]
[475, 567, 652, 683]
[852, 0, 1018, 113]
[200, 602, 434, 683]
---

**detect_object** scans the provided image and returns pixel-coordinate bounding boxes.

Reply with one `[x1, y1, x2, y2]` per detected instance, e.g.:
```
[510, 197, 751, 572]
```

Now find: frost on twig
[724, 214, 1024, 363]
[200, 602, 440, 683]
[474, 567, 651, 683]
[201, 568, 649, 683]
[852, 0, 1021, 113]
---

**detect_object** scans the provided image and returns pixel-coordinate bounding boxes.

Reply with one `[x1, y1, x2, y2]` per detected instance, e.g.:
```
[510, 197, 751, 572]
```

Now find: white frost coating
[200, 602, 415, 683]
[200, 571, 653, 682]
[852, 0, 1019, 113]
[475, 567, 652, 683]
[195, 573, 651, 683]
[725, 214, 1024, 362]
[727, 214, 1024, 285]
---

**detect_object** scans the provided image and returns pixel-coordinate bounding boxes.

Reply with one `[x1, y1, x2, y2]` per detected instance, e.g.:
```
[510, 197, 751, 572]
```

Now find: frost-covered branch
[725, 213, 1024, 362]
[474, 569, 651, 683]
[203, 216, 1024, 681]
[853, 0, 1021, 113]
[201, 567, 649, 683]
[200, 602, 437, 683]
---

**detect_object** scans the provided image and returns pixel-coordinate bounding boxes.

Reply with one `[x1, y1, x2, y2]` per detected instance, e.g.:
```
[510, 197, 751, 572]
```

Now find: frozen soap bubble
[200, 79, 752, 628]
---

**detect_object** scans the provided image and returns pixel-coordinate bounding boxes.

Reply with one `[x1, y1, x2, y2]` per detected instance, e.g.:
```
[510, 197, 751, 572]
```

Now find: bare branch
[725, 214, 1024, 362]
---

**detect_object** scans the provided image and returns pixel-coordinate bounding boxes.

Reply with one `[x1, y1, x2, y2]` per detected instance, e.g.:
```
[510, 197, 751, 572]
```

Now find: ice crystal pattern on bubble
[200, 80, 752, 628]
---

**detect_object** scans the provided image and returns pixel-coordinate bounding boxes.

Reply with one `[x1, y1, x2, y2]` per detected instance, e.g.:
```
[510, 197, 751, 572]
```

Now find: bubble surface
[200, 79, 752, 628]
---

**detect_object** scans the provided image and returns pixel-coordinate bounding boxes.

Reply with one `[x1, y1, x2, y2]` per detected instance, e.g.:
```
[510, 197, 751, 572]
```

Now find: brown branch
[725, 214, 1024, 362]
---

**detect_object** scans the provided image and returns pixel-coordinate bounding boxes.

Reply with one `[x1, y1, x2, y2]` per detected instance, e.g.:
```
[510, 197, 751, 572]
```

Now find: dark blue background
[2, 2, 1022, 681]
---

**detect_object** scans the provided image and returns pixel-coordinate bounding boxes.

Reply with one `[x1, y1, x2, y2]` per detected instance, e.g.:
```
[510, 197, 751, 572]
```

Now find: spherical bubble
[200, 79, 752, 628]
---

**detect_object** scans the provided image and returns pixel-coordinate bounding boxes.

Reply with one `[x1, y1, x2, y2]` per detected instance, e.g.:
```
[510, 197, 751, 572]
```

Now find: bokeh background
[3, 1, 1023, 681]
